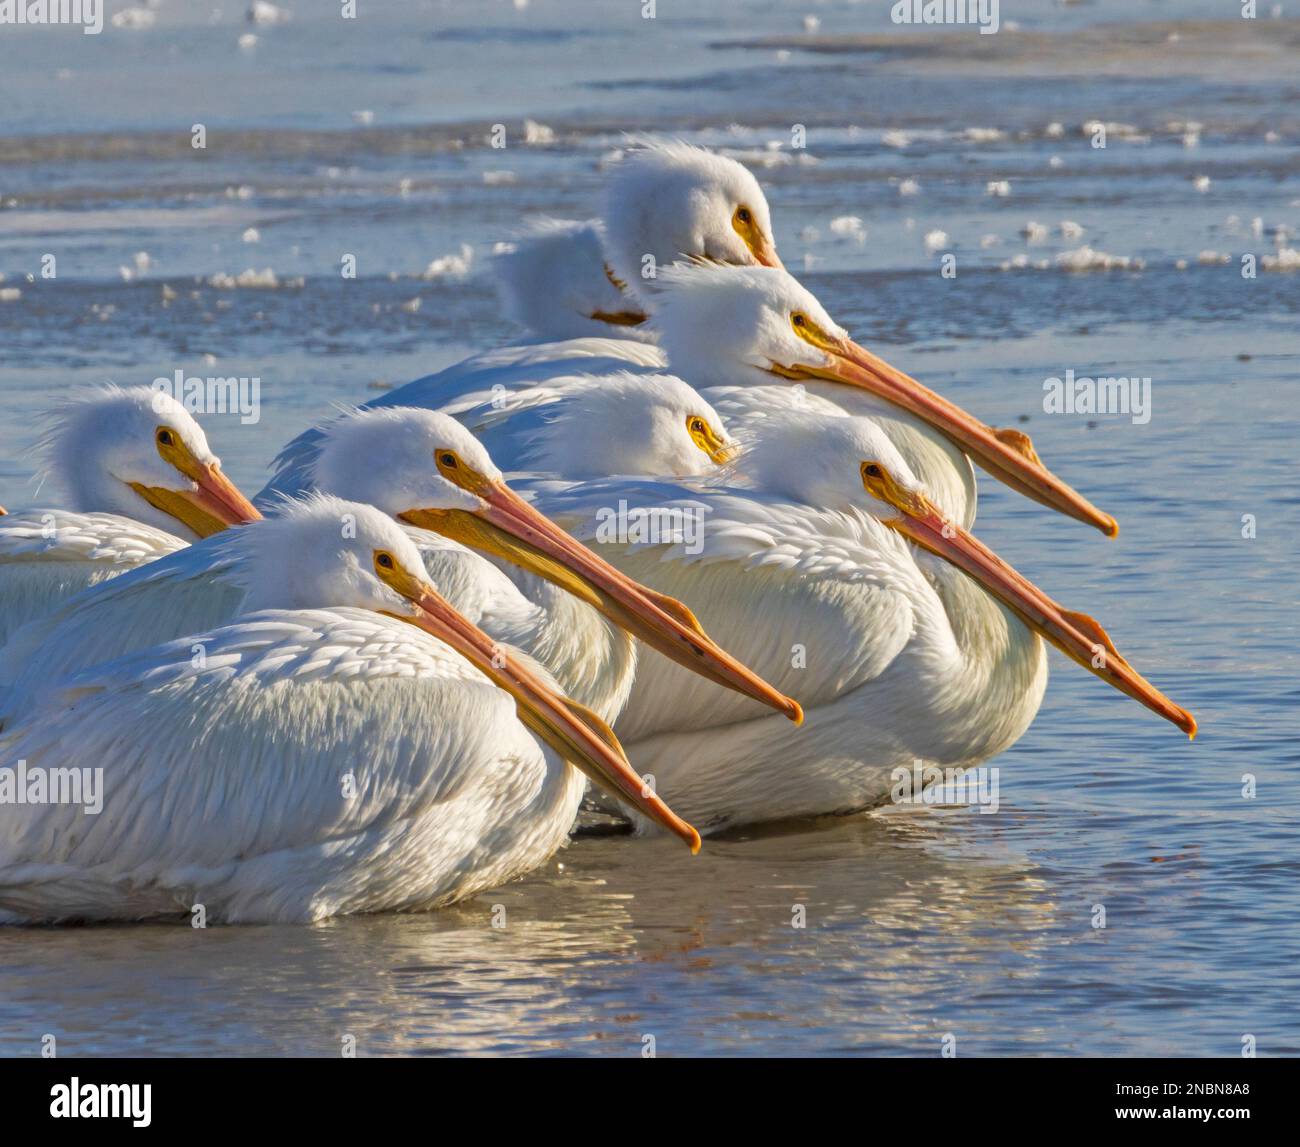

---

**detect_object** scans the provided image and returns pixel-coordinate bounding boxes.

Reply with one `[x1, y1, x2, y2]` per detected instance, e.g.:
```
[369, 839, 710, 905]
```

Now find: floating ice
[1262, 247, 1300, 271]
[422, 244, 474, 279]
[112, 7, 156, 28]
[208, 268, 291, 289]
[923, 229, 949, 254]
[248, 2, 290, 25]
[1055, 246, 1144, 271]
[523, 120, 556, 145]
[829, 216, 866, 242]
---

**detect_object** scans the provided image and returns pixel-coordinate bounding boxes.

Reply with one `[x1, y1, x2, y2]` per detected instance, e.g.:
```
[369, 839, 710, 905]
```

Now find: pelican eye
[736, 206, 753, 225]
[791, 312, 807, 328]
[863, 463, 883, 479]
[689, 417, 706, 434]
[375, 551, 396, 571]
[157, 429, 175, 447]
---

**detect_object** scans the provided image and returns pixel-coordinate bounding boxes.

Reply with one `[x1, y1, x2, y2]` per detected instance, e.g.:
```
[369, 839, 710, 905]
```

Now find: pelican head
[510, 372, 737, 479]
[602, 141, 781, 307]
[222, 494, 702, 851]
[302, 406, 800, 724]
[310, 406, 500, 520]
[655, 264, 1118, 537]
[38, 385, 261, 539]
[738, 414, 1196, 738]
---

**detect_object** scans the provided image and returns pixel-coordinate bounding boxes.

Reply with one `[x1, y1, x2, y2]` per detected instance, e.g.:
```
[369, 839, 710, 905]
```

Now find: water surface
[0, 0, 1296, 1057]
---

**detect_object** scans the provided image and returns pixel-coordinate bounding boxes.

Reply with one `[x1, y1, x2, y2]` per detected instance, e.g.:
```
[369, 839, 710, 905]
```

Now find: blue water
[0, 0, 1297, 1056]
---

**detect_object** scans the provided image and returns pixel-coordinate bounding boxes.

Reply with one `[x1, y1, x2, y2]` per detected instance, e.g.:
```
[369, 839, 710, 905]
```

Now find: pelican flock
[0, 141, 1195, 923]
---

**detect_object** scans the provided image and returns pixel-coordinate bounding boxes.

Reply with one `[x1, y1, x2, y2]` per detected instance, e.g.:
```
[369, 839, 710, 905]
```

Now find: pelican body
[535, 414, 1193, 832]
[0, 498, 701, 924]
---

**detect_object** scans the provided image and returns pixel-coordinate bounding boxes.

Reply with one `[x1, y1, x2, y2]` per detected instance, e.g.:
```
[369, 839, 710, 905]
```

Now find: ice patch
[1055, 246, 1145, 272]
[422, 244, 474, 279]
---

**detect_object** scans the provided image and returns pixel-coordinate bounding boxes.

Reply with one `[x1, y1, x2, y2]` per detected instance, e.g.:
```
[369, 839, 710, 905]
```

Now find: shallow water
[0, 1, 1297, 1057]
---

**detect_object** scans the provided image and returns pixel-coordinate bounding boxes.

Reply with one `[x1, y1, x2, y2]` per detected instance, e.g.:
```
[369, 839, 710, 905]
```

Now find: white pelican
[0, 497, 701, 924]
[0, 386, 260, 646]
[1, 407, 795, 730]
[541, 413, 1194, 832]
[493, 140, 781, 342]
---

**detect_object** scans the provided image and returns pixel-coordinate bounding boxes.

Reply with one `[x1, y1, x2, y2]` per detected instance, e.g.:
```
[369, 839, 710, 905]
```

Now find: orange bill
[401, 478, 803, 724]
[397, 581, 702, 852]
[862, 462, 1194, 736]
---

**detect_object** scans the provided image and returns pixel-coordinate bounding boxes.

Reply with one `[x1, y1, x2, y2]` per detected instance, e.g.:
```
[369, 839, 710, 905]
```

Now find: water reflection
[0, 811, 1061, 1056]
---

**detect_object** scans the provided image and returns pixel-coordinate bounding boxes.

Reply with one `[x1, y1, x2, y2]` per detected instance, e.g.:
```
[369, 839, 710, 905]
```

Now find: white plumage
[530, 413, 1193, 831]
[491, 140, 781, 342]
[0, 511, 183, 649]
[492, 218, 656, 343]
[260, 262, 1044, 536]
[4, 407, 792, 733]
[0, 608, 584, 923]
[0, 386, 258, 646]
[0, 498, 698, 923]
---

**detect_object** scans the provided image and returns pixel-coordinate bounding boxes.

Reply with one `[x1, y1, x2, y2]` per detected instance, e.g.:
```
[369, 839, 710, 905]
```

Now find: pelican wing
[0, 536, 242, 720]
[0, 609, 555, 922]
[0, 510, 184, 648]
[529, 477, 927, 742]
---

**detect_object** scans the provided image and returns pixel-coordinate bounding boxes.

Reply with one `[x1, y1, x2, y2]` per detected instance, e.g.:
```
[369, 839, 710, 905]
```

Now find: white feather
[491, 217, 656, 343]
[0, 608, 585, 923]
[0, 510, 184, 648]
